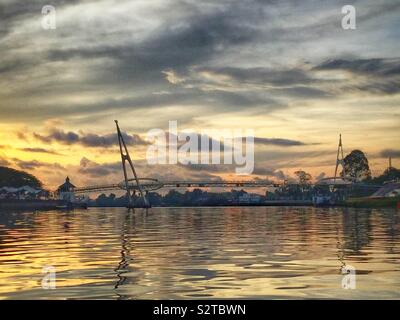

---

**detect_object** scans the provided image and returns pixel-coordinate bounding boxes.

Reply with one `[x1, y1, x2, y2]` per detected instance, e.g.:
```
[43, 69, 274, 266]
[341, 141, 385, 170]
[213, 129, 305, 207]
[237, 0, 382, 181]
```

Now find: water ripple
[0, 207, 399, 299]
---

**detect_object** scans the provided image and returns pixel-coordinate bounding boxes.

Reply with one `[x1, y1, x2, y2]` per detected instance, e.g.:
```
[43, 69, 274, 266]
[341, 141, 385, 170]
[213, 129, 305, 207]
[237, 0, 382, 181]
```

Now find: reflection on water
[0, 207, 399, 299]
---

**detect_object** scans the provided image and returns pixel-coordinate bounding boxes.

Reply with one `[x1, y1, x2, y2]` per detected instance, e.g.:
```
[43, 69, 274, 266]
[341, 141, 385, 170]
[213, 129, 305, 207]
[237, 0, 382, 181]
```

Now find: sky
[0, 0, 399, 189]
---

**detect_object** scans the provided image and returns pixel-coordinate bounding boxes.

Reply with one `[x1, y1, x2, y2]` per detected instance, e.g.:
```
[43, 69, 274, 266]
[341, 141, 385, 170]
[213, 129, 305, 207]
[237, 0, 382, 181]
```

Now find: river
[0, 207, 399, 299]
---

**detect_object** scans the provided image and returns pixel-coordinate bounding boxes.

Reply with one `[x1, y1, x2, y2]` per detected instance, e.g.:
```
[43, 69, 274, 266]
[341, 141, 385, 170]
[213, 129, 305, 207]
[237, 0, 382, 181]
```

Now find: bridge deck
[73, 179, 374, 194]
[74, 180, 277, 193]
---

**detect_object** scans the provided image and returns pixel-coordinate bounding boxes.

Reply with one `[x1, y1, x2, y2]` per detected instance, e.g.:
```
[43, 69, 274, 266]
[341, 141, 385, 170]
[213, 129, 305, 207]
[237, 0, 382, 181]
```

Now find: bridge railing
[73, 179, 382, 194]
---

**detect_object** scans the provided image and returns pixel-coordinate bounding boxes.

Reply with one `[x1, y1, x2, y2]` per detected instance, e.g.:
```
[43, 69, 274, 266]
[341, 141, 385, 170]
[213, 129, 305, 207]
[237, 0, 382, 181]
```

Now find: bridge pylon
[334, 134, 346, 182]
[115, 120, 150, 208]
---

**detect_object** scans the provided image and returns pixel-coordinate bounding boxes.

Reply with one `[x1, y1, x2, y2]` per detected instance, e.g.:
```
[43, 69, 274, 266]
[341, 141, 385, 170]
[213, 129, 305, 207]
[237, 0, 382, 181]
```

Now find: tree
[370, 167, 400, 184]
[164, 190, 184, 206]
[294, 170, 312, 185]
[341, 150, 371, 181]
[0, 166, 42, 188]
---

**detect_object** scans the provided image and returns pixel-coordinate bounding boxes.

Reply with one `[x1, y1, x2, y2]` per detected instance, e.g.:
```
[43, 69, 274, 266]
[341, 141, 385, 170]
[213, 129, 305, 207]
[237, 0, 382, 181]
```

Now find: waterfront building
[57, 176, 76, 202]
[0, 186, 48, 200]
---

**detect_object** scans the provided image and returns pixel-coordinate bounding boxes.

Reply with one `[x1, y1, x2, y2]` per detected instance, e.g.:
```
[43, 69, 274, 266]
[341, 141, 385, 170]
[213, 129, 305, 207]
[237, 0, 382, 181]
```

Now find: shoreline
[1, 198, 398, 211]
[0, 199, 66, 211]
[0, 199, 87, 211]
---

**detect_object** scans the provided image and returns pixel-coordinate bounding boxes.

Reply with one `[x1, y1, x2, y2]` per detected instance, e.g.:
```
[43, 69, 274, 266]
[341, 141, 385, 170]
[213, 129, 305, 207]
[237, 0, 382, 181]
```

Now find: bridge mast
[115, 120, 150, 208]
[334, 134, 346, 182]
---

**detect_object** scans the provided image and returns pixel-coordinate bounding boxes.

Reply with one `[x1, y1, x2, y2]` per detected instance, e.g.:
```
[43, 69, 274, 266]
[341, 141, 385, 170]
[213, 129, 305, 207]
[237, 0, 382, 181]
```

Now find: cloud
[78, 157, 121, 177]
[178, 163, 232, 173]
[195, 66, 314, 87]
[254, 137, 308, 147]
[1, 0, 399, 186]
[314, 58, 400, 95]
[12, 158, 65, 171]
[251, 167, 286, 180]
[315, 172, 326, 180]
[18, 147, 61, 155]
[2, 0, 398, 126]
[254, 149, 334, 168]
[380, 149, 400, 158]
[80, 132, 148, 147]
[179, 162, 286, 180]
[162, 70, 185, 84]
[33, 128, 148, 147]
[0, 157, 11, 166]
[314, 58, 400, 76]
[33, 130, 79, 144]
[166, 132, 226, 152]
[0, 0, 278, 123]
[16, 132, 28, 141]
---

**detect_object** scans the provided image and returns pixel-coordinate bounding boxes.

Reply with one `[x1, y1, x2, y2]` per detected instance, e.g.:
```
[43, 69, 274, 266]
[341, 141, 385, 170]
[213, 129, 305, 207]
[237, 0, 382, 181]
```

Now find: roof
[0, 186, 42, 193]
[57, 177, 76, 192]
[371, 182, 400, 198]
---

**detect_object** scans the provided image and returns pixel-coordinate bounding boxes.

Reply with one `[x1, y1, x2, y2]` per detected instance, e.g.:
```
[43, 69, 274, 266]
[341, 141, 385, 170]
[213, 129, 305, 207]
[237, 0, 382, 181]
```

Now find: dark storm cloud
[33, 128, 148, 147]
[380, 149, 400, 158]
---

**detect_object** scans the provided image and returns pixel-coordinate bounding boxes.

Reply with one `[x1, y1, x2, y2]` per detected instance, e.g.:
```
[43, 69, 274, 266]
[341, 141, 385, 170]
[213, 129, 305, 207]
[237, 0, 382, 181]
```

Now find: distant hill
[0, 166, 43, 188]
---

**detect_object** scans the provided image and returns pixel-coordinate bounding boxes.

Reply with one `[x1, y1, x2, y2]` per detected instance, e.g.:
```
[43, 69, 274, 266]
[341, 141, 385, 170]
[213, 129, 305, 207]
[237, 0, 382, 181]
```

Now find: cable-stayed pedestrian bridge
[69, 121, 379, 207]
[74, 178, 282, 194]
[73, 177, 366, 194]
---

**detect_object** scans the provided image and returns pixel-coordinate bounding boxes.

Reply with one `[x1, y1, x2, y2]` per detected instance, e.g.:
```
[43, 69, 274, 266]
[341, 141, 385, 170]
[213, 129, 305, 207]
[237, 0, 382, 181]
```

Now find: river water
[0, 207, 399, 299]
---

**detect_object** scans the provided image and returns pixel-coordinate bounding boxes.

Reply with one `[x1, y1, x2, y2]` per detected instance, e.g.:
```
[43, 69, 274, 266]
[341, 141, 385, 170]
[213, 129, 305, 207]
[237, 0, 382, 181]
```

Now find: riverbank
[0, 199, 87, 211]
[345, 197, 400, 208]
[89, 200, 314, 208]
[2, 198, 398, 211]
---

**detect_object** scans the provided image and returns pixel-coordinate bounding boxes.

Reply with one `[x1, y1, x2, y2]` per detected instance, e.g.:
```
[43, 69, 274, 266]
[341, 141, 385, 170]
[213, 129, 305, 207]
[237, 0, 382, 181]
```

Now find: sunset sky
[0, 0, 399, 189]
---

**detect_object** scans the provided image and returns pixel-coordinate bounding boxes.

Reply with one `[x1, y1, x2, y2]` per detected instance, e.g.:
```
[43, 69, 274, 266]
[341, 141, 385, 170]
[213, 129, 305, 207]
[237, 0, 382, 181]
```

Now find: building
[371, 182, 400, 198]
[238, 193, 261, 204]
[0, 186, 48, 200]
[57, 176, 76, 202]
